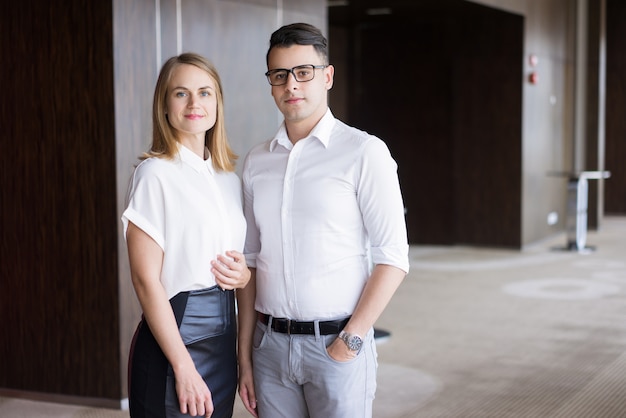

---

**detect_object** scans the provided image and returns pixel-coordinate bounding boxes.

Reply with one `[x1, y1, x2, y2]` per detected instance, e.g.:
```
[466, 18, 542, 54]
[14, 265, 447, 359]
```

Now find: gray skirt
[129, 286, 237, 418]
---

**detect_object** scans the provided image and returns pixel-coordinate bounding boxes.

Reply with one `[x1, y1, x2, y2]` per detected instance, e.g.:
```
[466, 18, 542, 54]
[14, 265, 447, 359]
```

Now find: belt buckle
[287, 319, 292, 335]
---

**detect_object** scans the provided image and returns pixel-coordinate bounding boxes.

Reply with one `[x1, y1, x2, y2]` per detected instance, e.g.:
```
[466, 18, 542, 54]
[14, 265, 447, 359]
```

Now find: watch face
[347, 335, 363, 351]
[340, 331, 363, 351]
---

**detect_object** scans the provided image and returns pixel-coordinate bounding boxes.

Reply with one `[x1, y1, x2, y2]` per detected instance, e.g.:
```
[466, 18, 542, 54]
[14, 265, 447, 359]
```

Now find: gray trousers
[252, 319, 377, 418]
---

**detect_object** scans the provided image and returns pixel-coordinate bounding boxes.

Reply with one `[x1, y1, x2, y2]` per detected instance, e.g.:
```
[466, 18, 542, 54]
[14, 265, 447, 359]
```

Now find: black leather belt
[258, 312, 349, 335]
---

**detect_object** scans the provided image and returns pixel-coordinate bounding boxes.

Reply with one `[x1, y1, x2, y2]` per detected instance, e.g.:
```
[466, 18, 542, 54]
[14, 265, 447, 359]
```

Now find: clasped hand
[211, 250, 251, 290]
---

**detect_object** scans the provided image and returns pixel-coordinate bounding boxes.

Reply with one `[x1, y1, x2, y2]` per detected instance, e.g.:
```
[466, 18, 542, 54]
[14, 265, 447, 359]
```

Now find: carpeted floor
[373, 216, 626, 417]
[2, 217, 625, 417]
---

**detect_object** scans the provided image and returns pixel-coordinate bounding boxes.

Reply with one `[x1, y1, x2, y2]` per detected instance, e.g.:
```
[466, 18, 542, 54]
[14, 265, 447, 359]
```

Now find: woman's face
[165, 63, 218, 143]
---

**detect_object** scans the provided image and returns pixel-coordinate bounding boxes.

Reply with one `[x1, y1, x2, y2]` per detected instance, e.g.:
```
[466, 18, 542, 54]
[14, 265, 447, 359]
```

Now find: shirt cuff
[370, 244, 410, 274]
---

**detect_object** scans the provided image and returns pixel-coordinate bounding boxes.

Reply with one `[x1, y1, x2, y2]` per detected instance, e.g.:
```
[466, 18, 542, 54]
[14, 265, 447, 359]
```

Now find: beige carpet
[372, 216, 626, 417]
[2, 217, 626, 417]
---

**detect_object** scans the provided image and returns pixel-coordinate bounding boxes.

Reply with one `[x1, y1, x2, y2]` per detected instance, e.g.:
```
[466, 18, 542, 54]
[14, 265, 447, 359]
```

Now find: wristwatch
[338, 330, 363, 352]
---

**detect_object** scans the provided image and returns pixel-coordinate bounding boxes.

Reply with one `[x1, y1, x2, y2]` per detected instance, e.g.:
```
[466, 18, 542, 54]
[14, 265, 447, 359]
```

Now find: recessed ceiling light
[328, 0, 349, 6]
[366, 7, 392, 15]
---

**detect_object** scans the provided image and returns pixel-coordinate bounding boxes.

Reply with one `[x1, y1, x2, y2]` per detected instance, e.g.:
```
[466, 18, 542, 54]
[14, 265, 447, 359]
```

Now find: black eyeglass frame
[264, 64, 328, 86]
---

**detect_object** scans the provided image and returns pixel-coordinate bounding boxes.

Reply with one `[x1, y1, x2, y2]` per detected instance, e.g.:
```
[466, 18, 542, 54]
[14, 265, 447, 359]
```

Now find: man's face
[267, 44, 333, 127]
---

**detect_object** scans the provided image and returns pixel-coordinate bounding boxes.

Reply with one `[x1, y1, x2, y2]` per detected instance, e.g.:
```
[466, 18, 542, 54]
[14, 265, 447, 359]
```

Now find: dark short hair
[266, 22, 328, 65]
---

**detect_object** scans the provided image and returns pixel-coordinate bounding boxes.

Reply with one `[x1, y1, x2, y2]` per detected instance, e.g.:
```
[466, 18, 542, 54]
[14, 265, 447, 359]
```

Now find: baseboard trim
[0, 388, 128, 410]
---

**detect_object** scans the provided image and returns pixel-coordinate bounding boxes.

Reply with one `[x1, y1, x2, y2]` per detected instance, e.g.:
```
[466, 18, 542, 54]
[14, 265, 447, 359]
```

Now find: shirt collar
[269, 108, 335, 151]
[177, 142, 215, 175]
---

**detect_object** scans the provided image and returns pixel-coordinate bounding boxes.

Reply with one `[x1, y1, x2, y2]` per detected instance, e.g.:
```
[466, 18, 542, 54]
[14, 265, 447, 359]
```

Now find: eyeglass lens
[267, 65, 321, 86]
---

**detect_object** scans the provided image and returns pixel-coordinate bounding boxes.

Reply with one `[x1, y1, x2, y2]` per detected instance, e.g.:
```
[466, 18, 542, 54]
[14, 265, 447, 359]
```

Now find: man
[237, 22, 409, 418]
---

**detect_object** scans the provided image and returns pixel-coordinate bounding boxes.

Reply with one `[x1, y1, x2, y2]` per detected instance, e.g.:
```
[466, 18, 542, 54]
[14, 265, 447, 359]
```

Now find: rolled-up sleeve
[121, 163, 166, 250]
[357, 138, 410, 273]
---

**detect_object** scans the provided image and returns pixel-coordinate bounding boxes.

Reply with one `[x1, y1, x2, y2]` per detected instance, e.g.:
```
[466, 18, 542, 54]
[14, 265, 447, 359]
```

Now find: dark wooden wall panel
[0, 0, 120, 399]
[349, 18, 456, 245]
[585, 0, 606, 229]
[605, 0, 626, 214]
[332, 1, 523, 247]
[452, 7, 523, 247]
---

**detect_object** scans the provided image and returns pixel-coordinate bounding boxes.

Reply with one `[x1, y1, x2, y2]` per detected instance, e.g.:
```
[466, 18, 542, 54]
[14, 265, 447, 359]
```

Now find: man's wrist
[338, 330, 363, 351]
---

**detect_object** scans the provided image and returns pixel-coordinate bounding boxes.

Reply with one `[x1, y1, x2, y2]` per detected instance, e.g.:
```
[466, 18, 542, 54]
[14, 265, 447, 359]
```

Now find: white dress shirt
[243, 109, 409, 320]
[122, 143, 246, 299]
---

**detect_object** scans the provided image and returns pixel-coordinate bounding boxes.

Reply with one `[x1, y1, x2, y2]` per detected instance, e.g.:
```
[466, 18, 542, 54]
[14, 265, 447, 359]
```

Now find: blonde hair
[144, 52, 237, 172]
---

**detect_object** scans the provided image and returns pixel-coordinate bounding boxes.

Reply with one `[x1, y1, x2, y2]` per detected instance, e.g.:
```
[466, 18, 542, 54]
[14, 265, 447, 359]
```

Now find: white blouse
[122, 144, 246, 299]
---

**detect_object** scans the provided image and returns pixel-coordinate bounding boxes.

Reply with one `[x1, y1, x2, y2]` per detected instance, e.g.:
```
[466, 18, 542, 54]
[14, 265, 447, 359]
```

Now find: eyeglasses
[265, 64, 328, 86]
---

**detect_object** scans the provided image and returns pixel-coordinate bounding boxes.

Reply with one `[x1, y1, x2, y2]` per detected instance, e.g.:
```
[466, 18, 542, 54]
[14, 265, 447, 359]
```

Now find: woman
[122, 53, 249, 418]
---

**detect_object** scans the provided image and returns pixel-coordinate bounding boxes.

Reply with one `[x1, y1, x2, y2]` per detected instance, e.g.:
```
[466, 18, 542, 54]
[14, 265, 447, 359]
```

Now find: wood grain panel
[333, 1, 523, 247]
[349, 18, 456, 245]
[0, 0, 120, 400]
[605, 0, 626, 214]
[452, 6, 523, 247]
